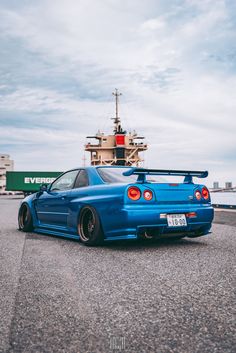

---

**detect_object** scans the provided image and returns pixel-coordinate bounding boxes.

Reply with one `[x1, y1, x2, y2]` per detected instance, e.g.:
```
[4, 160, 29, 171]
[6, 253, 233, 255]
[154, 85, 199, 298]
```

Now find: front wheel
[18, 203, 34, 232]
[78, 206, 104, 246]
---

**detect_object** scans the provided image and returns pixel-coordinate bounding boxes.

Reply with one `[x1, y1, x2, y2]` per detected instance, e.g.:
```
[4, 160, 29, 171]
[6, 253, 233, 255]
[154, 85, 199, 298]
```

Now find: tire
[187, 233, 205, 239]
[187, 229, 206, 238]
[78, 206, 104, 246]
[168, 235, 185, 241]
[18, 203, 34, 232]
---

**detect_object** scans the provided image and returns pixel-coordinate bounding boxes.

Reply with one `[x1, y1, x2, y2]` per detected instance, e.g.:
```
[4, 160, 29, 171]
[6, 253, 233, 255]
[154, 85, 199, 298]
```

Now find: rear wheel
[78, 206, 103, 246]
[18, 203, 34, 232]
[188, 232, 205, 238]
[188, 227, 209, 238]
[168, 235, 185, 241]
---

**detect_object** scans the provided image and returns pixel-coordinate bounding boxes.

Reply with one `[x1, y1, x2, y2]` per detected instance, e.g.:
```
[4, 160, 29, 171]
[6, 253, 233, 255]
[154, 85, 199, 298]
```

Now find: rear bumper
[104, 204, 214, 240]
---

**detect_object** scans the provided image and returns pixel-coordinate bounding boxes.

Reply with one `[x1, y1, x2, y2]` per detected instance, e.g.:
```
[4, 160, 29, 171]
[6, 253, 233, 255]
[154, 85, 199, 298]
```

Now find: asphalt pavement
[0, 197, 235, 353]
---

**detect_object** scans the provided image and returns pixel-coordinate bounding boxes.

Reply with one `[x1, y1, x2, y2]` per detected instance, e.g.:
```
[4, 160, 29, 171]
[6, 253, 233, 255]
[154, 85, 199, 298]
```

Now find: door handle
[61, 196, 67, 200]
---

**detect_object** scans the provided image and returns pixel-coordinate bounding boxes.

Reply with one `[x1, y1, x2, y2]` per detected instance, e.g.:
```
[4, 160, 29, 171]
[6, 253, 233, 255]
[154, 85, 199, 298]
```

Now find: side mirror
[36, 184, 48, 198]
[39, 183, 48, 192]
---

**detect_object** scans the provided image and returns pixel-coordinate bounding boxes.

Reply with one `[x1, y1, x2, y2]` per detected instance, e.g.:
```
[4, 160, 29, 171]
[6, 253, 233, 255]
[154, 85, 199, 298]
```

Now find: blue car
[18, 166, 214, 245]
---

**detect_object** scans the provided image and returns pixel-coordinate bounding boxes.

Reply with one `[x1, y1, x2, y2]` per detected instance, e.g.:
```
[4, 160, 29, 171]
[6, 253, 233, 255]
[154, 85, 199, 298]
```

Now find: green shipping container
[6, 171, 63, 192]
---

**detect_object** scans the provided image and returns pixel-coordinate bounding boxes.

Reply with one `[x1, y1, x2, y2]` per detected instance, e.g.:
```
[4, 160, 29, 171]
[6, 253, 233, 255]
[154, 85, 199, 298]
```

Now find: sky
[0, 0, 235, 187]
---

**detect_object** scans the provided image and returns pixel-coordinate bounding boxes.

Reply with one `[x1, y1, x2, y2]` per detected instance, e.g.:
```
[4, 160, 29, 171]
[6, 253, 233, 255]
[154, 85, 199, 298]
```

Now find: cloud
[0, 0, 235, 186]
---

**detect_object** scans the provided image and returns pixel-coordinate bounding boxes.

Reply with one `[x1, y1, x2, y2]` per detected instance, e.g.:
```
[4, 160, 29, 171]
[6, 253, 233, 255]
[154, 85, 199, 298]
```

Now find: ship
[85, 89, 148, 166]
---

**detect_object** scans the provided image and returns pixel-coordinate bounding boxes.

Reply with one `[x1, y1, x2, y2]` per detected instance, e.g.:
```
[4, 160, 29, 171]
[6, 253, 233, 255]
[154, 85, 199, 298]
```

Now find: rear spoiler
[123, 168, 208, 183]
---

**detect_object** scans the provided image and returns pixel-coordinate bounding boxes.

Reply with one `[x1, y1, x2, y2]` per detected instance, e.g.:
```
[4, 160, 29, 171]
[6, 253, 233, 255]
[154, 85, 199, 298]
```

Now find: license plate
[167, 214, 187, 227]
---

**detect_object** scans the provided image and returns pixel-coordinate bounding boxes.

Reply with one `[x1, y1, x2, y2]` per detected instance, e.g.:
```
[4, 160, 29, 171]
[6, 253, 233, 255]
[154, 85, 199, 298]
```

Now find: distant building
[225, 182, 232, 189]
[0, 154, 14, 192]
[213, 182, 219, 189]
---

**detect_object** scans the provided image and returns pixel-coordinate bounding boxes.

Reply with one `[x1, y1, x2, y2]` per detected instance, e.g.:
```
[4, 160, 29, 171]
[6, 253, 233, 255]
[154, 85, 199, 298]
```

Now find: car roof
[63, 166, 134, 186]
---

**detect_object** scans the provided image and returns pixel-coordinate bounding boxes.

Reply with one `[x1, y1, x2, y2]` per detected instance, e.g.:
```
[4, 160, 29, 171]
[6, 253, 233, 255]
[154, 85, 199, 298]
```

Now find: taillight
[128, 186, 141, 201]
[195, 190, 201, 200]
[144, 190, 153, 201]
[202, 187, 209, 200]
[186, 212, 197, 218]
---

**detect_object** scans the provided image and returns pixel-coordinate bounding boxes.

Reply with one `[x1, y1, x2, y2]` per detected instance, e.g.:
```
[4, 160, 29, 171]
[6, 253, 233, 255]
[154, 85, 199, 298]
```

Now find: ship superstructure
[85, 89, 148, 166]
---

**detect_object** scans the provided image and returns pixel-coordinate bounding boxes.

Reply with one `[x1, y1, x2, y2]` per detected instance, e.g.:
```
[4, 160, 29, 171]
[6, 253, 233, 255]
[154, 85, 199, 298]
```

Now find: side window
[74, 170, 89, 188]
[50, 170, 79, 191]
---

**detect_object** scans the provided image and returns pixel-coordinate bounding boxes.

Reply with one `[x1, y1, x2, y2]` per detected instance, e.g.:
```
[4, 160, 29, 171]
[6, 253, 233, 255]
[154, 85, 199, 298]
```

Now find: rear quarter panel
[68, 184, 127, 235]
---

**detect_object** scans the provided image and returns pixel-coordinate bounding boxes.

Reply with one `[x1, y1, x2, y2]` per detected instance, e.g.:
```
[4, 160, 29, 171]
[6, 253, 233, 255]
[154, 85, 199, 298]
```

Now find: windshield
[97, 167, 174, 184]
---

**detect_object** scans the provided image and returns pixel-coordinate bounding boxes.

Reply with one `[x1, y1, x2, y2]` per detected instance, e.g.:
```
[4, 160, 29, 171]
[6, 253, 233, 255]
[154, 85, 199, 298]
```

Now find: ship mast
[112, 88, 122, 133]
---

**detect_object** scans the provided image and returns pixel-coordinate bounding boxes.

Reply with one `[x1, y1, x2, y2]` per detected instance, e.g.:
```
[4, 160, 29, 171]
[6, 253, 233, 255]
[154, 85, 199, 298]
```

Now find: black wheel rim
[79, 208, 96, 242]
[19, 205, 28, 229]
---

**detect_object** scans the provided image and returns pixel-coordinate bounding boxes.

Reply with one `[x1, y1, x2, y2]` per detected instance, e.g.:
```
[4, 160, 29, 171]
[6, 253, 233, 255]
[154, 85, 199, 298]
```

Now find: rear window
[97, 167, 177, 184]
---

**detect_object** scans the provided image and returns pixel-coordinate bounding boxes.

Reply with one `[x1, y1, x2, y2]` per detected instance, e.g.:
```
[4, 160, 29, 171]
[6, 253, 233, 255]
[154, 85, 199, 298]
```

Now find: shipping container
[6, 171, 62, 193]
